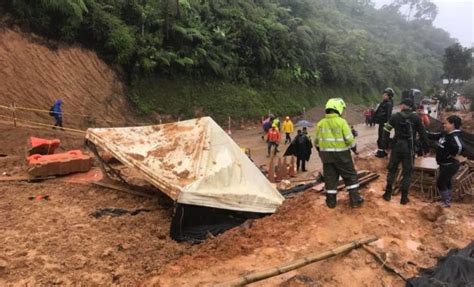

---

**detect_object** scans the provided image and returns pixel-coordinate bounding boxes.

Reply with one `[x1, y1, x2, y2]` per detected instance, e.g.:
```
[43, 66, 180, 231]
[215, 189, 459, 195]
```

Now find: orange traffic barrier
[28, 136, 61, 155]
[27, 150, 93, 177]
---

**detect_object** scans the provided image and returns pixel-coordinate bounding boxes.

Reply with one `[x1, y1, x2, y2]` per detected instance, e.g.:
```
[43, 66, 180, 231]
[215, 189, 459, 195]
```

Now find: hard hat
[285, 116, 290, 120]
[272, 124, 277, 128]
[384, 88, 394, 97]
[325, 98, 346, 115]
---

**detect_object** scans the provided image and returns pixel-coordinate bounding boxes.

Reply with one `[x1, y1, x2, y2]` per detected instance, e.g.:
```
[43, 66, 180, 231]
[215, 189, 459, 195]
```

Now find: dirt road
[231, 121, 379, 179]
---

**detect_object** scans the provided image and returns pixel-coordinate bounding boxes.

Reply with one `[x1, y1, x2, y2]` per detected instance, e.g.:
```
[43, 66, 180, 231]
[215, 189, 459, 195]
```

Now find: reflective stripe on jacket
[315, 114, 355, 152]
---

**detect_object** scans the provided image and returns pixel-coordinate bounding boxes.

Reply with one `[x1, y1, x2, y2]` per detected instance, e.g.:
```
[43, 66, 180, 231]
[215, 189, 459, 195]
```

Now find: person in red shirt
[267, 124, 281, 157]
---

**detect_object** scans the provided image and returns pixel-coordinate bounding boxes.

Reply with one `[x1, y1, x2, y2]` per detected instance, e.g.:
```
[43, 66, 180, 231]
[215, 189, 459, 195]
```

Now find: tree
[443, 43, 473, 93]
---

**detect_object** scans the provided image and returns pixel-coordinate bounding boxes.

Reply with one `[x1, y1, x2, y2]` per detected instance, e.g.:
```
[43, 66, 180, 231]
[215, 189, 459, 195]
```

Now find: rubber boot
[400, 191, 410, 205]
[375, 150, 387, 158]
[349, 190, 364, 208]
[326, 193, 337, 209]
[440, 190, 451, 208]
[383, 185, 392, 201]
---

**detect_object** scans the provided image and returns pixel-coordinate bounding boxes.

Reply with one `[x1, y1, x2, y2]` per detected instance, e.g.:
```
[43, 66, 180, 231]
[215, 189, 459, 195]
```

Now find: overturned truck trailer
[86, 117, 284, 241]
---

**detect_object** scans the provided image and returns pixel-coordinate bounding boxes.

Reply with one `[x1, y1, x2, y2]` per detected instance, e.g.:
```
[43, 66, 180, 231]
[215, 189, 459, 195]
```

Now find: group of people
[265, 88, 466, 210]
[318, 92, 465, 209]
[262, 115, 313, 172]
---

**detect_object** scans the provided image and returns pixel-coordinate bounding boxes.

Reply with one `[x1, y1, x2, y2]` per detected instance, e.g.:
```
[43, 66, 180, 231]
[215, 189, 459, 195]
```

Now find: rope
[0, 104, 90, 118]
[0, 114, 86, 134]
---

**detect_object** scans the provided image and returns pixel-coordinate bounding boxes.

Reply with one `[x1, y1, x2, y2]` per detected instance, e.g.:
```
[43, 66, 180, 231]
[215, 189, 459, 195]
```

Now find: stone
[420, 205, 443, 222]
[0, 259, 8, 271]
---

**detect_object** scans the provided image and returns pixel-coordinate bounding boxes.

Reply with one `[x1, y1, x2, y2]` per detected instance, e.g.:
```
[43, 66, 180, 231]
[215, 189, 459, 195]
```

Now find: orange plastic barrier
[28, 136, 61, 155]
[27, 150, 93, 177]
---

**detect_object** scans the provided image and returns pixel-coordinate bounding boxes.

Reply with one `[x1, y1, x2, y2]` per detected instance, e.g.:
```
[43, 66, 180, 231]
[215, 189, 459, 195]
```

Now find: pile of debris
[393, 157, 473, 201]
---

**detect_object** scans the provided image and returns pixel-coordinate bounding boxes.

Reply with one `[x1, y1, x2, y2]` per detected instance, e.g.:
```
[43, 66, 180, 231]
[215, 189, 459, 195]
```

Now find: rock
[101, 247, 114, 258]
[280, 275, 319, 287]
[0, 258, 8, 271]
[434, 227, 443, 234]
[365, 255, 373, 264]
[65, 255, 88, 270]
[117, 243, 131, 251]
[420, 205, 443, 222]
[370, 263, 378, 269]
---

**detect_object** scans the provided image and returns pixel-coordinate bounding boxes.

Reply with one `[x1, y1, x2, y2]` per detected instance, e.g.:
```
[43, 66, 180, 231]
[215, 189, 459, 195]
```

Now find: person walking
[364, 109, 371, 126]
[282, 116, 294, 144]
[267, 124, 281, 157]
[374, 88, 394, 157]
[369, 107, 375, 127]
[427, 115, 463, 208]
[289, 129, 312, 172]
[314, 98, 363, 208]
[381, 99, 429, 205]
[51, 99, 63, 129]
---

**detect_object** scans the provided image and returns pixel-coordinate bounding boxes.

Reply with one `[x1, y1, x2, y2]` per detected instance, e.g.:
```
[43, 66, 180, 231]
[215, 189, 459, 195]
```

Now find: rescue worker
[382, 99, 429, 205]
[374, 88, 394, 157]
[267, 124, 280, 157]
[315, 98, 364, 208]
[282, 116, 294, 144]
[427, 115, 463, 208]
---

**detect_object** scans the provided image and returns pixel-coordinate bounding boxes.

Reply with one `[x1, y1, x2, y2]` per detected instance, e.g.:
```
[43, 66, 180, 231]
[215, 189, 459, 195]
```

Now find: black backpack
[49, 106, 55, 117]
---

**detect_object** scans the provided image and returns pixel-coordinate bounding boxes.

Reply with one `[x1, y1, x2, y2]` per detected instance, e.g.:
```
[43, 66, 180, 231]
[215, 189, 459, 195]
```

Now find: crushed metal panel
[86, 117, 284, 213]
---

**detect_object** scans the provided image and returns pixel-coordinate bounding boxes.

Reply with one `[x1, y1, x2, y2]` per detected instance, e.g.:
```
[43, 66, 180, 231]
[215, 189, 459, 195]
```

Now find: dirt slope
[0, 26, 135, 129]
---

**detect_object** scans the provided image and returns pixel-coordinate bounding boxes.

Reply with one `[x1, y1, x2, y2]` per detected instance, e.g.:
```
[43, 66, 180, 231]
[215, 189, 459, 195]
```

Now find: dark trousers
[377, 123, 385, 150]
[296, 157, 306, 171]
[285, 133, 291, 144]
[386, 140, 412, 192]
[321, 151, 359, 194]
[54, 116, 63, 127]
[267, 142, 278, 156]
[437, 162, 459, 192]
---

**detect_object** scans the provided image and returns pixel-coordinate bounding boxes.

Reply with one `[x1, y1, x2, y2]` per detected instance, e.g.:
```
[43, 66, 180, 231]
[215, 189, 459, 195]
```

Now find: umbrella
[295, 120, 313, 128]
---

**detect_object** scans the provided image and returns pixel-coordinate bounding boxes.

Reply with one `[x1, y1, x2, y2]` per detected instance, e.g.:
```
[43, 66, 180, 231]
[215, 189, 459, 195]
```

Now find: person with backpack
[374, 88, 394, 157]
[50, 99, 63, 129]
[314, 98, 364, 208]
[381, 99, 429, 205]
[426, 115, 464, 208]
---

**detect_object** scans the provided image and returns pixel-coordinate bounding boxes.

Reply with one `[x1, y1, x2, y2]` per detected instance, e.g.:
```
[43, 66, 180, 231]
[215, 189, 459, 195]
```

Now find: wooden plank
[0, 175, 56, 182]
[92, 181, 157, 199]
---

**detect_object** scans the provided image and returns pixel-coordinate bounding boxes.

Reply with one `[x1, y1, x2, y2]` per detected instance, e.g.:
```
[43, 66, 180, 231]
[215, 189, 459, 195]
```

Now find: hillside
[1, 0, 456, 120]
[0, 25, 135, 129]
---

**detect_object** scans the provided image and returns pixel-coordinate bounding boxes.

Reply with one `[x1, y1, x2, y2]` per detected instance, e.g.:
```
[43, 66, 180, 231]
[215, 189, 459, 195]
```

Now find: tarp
[86, 117, 284, 213]
[407, 241, 474, 287]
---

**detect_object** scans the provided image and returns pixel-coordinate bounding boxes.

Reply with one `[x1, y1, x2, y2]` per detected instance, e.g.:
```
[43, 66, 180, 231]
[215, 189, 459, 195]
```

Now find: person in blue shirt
[52, 99, 63, 129]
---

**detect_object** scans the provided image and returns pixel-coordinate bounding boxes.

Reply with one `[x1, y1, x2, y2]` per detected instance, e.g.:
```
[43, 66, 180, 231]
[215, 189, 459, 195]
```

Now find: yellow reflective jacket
[314, 114, 356, 152]
[282, 120, 294, 133]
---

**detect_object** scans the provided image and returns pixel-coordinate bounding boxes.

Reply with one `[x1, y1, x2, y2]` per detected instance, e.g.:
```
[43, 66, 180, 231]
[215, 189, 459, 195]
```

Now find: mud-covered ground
[0, 113, 473, 286]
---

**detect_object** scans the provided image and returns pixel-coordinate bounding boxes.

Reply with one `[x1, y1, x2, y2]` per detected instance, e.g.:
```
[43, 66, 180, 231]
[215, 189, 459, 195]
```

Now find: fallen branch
[216, 235, 378, 287]
[361, 244, 407, 281]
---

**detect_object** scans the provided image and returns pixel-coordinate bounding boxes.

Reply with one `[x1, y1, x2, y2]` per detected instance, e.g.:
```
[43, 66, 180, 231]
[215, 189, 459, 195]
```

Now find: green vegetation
[2, 0, 458, 120]
[129, 77, 378, 121]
